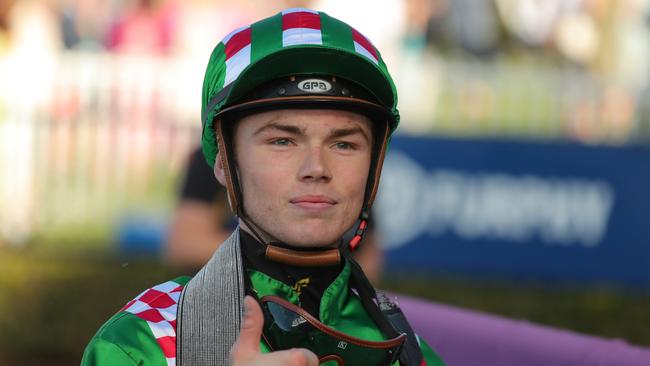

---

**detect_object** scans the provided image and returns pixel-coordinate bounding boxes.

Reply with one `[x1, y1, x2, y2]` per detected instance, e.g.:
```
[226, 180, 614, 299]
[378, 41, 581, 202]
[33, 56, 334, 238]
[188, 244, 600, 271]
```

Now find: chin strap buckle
[348, 210, 370, 251]
[265, 245, 341, 267]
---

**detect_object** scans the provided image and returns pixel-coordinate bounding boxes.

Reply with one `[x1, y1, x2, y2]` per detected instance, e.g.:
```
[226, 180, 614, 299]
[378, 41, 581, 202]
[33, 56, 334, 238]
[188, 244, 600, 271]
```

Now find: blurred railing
[0, 52, 202, 246]
[0, 52, 647, 247]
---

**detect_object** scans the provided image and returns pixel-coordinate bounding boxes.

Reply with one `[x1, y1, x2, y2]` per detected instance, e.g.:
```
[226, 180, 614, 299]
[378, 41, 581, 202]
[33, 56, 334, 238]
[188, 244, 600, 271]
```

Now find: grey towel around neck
[177, 228, 245, 365]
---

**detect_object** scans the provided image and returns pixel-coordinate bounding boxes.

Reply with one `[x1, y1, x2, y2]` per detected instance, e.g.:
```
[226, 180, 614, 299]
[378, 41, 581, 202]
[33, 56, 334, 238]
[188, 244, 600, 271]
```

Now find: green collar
[248, 259, 352, 326]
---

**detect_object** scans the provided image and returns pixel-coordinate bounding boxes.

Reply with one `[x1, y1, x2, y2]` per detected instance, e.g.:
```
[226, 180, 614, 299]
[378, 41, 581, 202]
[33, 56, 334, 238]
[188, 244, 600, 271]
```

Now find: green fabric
[249, 261, 385, 342]
[200, 9, 400, 168]
[320, 13, 355, 53]
[82, 312, 168, 366]
[82, 269, 446, 366]
[420, 337, 447, 366]
[200, 41, 226, 169]
[249, 260, 445, 366]
[81, 276, 191, 366]
[251, 14, 283, 63]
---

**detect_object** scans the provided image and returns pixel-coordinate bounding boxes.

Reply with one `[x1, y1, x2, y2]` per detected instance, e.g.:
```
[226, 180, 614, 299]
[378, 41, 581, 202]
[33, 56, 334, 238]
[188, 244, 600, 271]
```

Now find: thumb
[230, 296, 264, 362]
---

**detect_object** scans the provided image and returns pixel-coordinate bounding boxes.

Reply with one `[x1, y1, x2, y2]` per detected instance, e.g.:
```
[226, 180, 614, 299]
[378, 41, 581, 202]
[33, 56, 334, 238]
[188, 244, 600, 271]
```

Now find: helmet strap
[346, 120, 390, 252]
[347, 208, 370, 252]
[215, 118, 242, 214]
[363, 121, 390, 208]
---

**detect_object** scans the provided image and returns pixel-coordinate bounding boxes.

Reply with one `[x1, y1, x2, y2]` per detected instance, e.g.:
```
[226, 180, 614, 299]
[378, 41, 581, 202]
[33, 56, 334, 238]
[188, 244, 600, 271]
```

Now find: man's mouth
[290, 195, 337, 210]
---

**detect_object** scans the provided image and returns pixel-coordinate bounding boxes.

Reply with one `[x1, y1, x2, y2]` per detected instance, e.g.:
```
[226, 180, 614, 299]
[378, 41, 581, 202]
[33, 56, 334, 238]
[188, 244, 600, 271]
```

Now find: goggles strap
[346, 258, 424, 366]
[347, 258, 399, 338]
[377, 295, 424, 366]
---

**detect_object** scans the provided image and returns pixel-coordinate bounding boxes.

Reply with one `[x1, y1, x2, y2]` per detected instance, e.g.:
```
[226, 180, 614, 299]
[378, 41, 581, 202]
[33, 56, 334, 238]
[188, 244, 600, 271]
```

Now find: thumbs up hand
[230, 296, 319, 366]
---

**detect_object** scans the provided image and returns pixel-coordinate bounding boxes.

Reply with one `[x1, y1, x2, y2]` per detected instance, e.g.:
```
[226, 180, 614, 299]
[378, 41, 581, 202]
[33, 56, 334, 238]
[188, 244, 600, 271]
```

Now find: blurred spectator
[424, 0, 452, 51]
[314, 0, 404, 65]
[496, 0, 565, 48]
[554, 3, 600, 65]
[4, 0, 62, 56]
[449, 0, 501, 56]
[0, 0, 14, 54]
[403, 0, 434, 51]
[107, 0, 177, 55]
[58, 3, 81, 49]
[172, 0, 251, 60]
[57, 0, 116, 51]
[165, 148, 234, 272]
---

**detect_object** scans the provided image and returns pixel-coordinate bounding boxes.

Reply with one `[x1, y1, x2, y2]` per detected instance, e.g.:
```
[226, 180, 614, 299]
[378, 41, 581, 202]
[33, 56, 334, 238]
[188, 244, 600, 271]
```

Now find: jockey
[82, 8, 445, 366]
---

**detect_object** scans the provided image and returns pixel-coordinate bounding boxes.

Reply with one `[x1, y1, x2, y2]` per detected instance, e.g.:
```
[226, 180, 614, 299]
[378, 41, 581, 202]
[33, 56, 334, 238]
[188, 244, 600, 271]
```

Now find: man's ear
[214, 151, 228, 187]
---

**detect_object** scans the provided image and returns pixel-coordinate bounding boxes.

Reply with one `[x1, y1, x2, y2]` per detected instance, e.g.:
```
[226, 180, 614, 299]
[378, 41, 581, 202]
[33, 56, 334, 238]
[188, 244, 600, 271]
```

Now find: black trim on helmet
[213, 75, 396, 128]
[213, 75, 392, 252]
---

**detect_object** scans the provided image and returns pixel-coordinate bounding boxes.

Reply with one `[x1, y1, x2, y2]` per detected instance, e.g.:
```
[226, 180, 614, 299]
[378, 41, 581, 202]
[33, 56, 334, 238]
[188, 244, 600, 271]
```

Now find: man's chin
[282, 231, 342, 249]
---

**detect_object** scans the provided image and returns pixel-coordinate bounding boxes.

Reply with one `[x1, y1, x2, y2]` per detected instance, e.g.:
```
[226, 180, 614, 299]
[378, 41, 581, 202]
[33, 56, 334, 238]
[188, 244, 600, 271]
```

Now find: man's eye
[271, 138, 292, 146]
[334, 142, 355, 150]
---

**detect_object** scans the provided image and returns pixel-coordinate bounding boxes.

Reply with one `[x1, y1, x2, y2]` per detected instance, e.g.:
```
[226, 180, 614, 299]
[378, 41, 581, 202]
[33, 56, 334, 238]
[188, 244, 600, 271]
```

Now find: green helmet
[200, 8, 399, 231]
[200, 8, 400, 168]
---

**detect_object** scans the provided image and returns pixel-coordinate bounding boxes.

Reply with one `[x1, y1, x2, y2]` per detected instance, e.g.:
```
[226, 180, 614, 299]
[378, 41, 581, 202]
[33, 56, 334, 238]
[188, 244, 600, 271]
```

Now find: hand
[230, 296, 319, 366]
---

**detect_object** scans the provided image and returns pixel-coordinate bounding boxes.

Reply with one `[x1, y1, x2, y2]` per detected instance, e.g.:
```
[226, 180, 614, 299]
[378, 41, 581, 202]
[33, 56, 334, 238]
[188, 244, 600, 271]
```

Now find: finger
[262, 348, 319, 366]
[230, 296, 264, 362]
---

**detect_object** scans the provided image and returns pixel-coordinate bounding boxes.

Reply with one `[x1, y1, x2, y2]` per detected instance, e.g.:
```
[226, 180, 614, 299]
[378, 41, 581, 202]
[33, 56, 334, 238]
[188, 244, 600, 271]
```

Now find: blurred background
[1, 0, 649, 365]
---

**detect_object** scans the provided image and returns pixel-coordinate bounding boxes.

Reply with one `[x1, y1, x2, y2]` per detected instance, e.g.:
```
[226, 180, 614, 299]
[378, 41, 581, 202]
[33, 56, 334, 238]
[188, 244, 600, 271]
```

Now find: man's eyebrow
[253, 122, 305, 136]
[329, 126, 371, 144]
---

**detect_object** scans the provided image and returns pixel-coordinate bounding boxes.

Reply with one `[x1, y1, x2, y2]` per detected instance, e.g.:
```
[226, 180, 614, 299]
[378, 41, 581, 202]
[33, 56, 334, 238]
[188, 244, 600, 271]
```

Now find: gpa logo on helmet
[297, 79, 332, 93]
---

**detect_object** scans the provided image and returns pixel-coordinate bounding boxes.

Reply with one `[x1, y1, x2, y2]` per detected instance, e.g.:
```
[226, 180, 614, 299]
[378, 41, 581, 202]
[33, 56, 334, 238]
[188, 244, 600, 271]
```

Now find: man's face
[217, 109, 373, 248]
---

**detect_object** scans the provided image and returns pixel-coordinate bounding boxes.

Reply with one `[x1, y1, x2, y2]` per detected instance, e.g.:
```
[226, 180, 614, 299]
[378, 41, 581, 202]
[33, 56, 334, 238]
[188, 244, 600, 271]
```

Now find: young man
[165, 146, 385, 284]
[83, 9, 445, 366]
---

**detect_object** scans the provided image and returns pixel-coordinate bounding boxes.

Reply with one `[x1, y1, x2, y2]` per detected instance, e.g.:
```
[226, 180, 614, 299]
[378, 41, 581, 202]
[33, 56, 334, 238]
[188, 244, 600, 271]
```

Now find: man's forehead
[247, 109, 373, 131]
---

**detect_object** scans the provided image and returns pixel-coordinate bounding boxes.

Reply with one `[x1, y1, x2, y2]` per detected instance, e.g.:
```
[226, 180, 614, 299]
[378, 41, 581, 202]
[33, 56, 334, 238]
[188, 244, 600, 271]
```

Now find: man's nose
[298, 146, 332, 183]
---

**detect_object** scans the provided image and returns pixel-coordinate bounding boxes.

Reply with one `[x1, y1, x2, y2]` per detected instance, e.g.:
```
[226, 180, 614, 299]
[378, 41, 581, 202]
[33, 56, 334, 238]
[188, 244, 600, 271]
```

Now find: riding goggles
[260, 295, 406, 366]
